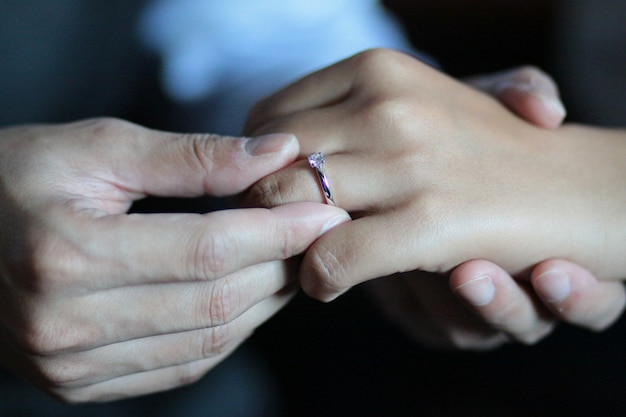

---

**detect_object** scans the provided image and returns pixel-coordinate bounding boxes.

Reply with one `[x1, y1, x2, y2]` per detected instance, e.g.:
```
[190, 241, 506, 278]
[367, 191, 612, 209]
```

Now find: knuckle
[180, 133, 220, 179]
[22, 227, 88, 294]
[188, 227, 233, 280]
[21, 316, 95, 355]
[360, 97, 415, 133]
[245, 175, 288, 208]
[20, 320, 56, 355]
[193, 279, 240, 328]
[302, 246, 348, 302]
[351, 48, 405, 76]
[36, 358, 90, 389]
[276, 226, 297, 260]
[200, 325, 235, 357]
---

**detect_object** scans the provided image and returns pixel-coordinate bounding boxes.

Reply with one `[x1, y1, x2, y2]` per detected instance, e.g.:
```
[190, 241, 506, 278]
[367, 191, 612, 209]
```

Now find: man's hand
[0, 118, 349, 402]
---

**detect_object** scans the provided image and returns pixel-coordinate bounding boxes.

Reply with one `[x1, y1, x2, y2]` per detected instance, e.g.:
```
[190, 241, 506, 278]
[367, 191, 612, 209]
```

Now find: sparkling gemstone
[308, 152, 325, 168]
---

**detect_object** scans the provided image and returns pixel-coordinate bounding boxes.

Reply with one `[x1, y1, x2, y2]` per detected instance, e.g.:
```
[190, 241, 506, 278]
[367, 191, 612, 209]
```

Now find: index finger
[44, 203, 350, 290]
[244, 53, 357, 135]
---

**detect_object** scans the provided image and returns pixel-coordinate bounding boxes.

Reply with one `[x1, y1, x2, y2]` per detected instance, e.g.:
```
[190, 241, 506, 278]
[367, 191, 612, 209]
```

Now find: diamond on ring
[308, 152, 335, 205]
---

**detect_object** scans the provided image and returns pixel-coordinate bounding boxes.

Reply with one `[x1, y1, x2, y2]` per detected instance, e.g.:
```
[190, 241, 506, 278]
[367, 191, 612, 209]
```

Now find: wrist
[552, 125, 626, 279]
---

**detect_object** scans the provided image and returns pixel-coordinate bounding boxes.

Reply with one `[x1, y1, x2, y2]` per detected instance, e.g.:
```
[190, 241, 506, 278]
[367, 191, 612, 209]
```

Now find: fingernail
[320, 213, 351, 234]
[535, 269, 570, 303]
[496, 79, 533, 95]
[533, 93, 567, 119]
[499, 80, 567, 119]
[453, 275, 495, 306]
[245, 133, 296, 156]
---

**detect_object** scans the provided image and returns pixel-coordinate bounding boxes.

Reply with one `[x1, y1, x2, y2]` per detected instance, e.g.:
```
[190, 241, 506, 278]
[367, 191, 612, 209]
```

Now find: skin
[0, 118, 350, 402]
[244, 49, 626, 349]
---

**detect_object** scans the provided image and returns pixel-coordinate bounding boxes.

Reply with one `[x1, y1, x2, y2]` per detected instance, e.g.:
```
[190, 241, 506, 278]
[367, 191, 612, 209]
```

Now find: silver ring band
[308, 152, 335, 205]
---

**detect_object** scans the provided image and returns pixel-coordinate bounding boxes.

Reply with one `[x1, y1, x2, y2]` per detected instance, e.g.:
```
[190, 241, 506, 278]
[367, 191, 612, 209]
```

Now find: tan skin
[245, 49, 626, 349]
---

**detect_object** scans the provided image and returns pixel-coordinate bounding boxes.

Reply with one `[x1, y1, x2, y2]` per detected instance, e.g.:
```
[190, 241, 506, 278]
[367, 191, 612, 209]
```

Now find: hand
[365, 66, 620, 350]
[425, 67, 621, 347]
[448, 68, 625, 345]
[244, 50, 626, 314]
[451, 259, 625, 341]
[0, 118, 349, 402]
[363, 66, 573, 349]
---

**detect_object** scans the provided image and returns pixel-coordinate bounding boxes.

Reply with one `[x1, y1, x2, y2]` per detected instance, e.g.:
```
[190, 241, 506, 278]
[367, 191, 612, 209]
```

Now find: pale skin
[0, 119, 350, 402]
[244, 49, 626, 349]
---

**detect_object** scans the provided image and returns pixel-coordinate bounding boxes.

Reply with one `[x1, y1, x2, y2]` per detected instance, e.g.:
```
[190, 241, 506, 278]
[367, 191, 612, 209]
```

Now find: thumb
[112, 121, 299, 198]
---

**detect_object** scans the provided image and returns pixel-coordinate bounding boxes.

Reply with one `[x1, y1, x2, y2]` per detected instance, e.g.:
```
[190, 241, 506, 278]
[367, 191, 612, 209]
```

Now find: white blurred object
[138, 0, 413, 103]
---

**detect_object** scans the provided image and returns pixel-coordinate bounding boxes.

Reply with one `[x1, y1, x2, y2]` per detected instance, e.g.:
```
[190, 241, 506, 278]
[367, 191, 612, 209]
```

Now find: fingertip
[450, 260, 506, 307]
[499, 87, 565, 129]
[137, 130, 301, 198]
[532, 268, 571, 304]
[452, 275, 495, 307]
[531, 260, 626, 331]
[452, 260, 556, 344]
[530, 260, 590, 303]
[299, 240, 350, 303]
[449, 259, 502, 291]
[271, 202, 350, 237]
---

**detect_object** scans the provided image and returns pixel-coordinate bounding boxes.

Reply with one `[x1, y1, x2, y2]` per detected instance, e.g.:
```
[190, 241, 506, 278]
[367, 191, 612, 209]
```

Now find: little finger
[451, 260, 555, 345]
[38, 287, 296, 389]
[531, 260, 626, 331]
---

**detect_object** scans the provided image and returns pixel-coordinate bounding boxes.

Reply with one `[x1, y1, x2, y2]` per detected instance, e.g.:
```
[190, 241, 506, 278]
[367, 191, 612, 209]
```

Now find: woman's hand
[244, 49, 626, 347]
[433, 68, 624, 348]
[365, 65, 623, 349]
[0, 118, 349, 401]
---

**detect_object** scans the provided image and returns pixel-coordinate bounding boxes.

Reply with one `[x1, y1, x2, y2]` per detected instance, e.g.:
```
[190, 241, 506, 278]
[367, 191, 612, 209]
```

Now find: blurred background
[0, 0, 624, 416]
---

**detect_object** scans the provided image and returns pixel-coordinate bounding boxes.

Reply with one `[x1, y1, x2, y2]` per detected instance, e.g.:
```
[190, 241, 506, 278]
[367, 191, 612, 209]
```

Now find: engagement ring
[308, 152, 335, 205]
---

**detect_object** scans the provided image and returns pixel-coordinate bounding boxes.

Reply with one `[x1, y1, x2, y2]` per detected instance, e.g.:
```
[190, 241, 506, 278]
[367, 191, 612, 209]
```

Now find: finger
[299, 212, 421, 302]
[81, 203, 349, 289]
[531, 260, 626, 331]
[403, 271, 510, 350]
[53, 356, 229, 403]
[450, 260, 555, 344]
[41, 260, 296, 351]
[246, 149, 418, 212]
[40, 288, 296, 388]
[466, 66, 566, 128]
[244, 53, 358, 134]
[76, 118, 300, 199]
[245, 49, 420, 136]
[246, 154, 384, 210]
